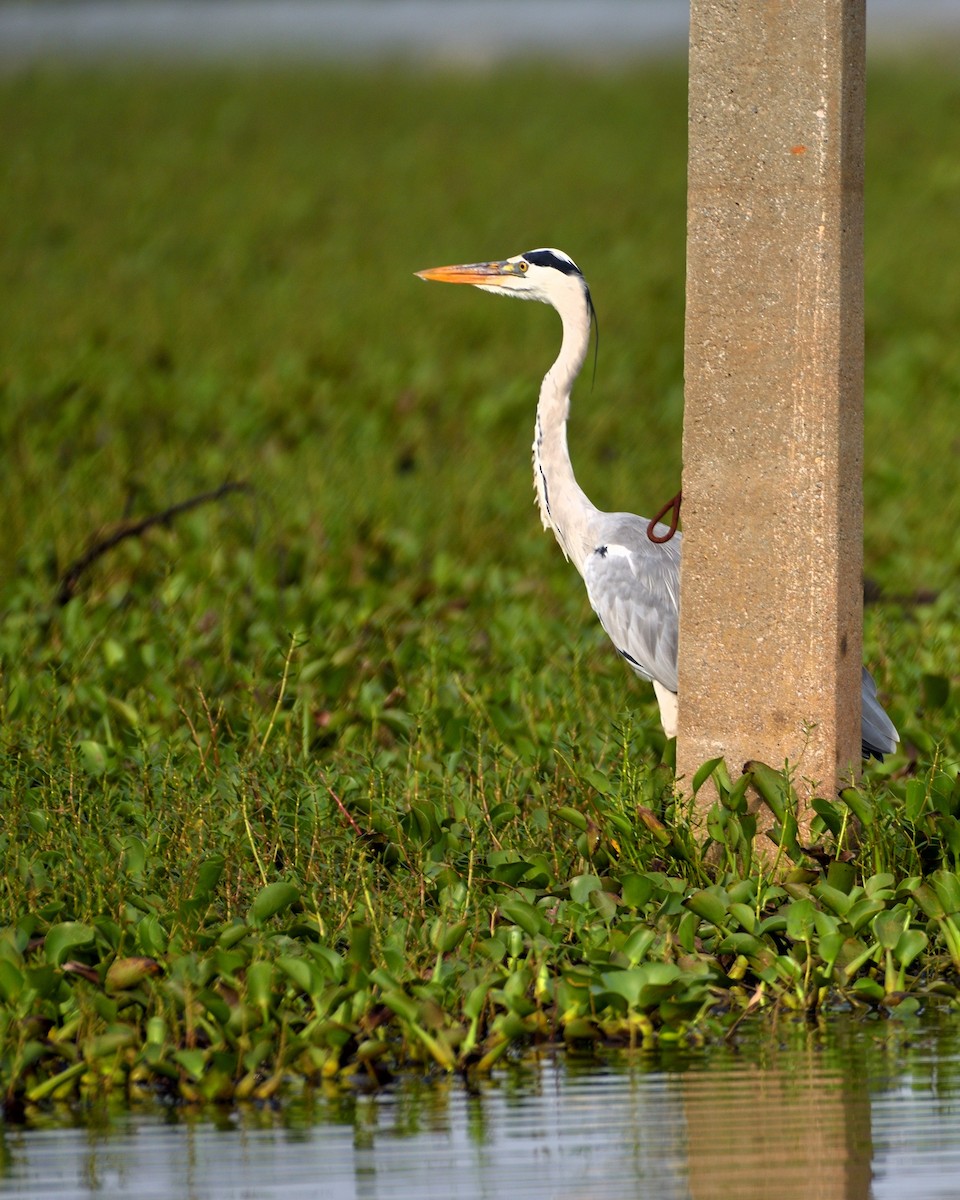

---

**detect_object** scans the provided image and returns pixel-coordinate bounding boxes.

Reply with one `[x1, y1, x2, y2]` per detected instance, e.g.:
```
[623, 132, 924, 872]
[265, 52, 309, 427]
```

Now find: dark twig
[647, 488, 682, 544]
[55, 480, 252, 605]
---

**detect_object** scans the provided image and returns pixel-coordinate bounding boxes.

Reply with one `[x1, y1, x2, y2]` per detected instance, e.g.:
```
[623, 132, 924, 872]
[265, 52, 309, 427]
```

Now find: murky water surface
[3, 1015, 960, 1198]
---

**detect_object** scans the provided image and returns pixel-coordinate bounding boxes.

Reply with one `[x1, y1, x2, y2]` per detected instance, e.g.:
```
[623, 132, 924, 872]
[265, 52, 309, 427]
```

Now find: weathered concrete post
[678, 0, 865, 818]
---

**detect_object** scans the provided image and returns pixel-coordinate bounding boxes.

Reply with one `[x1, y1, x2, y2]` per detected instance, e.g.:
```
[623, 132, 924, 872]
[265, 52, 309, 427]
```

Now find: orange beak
[415, 260, 519, 286]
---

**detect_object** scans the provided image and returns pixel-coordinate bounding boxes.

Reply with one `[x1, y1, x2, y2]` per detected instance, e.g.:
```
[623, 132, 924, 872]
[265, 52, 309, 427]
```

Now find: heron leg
[653, 681, 679, 739]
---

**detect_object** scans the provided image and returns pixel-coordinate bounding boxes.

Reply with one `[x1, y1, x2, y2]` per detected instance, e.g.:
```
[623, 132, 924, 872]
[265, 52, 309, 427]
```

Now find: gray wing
[580, 514, 681, 693]
[861, 666, 899, 758]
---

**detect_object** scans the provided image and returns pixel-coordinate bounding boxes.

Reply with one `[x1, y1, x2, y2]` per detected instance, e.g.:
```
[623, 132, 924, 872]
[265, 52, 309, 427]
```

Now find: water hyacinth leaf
[922, 672, 950, 709]
[934, 816, 960, 861]
[864, 873, 897, 899]
[245, 961, 275, 1013]
[622, 926, 657, 965]
[26, 809, 49, 835]
[839, 787, 874, 827]
[568, 874, 604, 906]
[193, 855, 226, 902]
[683, 887, 729, 928]
[583, 767, 616, 796]
[137, 915, 167, 958]
[464, 980, 493, 1021]
[0, 959, 25, 1002]
[499, 898, 546, 939]
[555, 806, 588, 832]
[786, 899, 816, 941]
[894, 928, 928, 968]
[88, 1029, 137, 1059]
[851, 977, 886, 1002]
[105, 957, 161, 991]
[349, 923, 373, 970]
[490, 860, 536, 886]
[44, 922, 96, 967]
[728, 902, 756, 933]
[174, 1049, 208, 1081]
[146, 1017, 166, 1046]
[846, 899, 887, 934]
[692, 757, 724, 796]
[818, 932, 846, 970]
[814, 882, 854, 918]
[745, 761, 795, 823]
[826, 859, 857, 895]
[599, 968, 656, 1009]
[435, 921, 469, 953]
[873, 910, 907, 951]
[306, 943, 345, 982]
[276, 955, 314, 995]
[636, 806, 671, 845]
[107, 695, 141, 728]
[620, 873, 656, 909]
[24, 964, 59, 998]
[911, 882, 945, 921]
[122, 836, 147, 879]
[717, 931, 772, 961]
[78, 740, 114, 777]
[811, 797, 843, 836]
[590, 889, 619, 922]
[903, 779, 929, 824]
[931, 870, 960, 916]
[248, 881, 300, 925]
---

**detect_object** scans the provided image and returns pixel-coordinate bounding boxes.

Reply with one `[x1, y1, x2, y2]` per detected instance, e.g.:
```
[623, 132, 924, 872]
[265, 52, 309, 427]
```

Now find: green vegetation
[1, 59, 960, 1111]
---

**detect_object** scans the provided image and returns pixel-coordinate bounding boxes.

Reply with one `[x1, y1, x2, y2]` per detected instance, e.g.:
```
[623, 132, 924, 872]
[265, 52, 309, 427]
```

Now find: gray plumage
[417, 247, 899, 759]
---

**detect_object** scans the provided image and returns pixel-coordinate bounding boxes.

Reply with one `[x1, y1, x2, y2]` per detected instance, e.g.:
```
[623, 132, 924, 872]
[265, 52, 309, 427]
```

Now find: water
[3, 1015, 960, 1198]
[1, 0, 959, 69]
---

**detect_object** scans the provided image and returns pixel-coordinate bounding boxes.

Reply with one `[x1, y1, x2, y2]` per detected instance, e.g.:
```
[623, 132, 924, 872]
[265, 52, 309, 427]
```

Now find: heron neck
[532, 290, 598, 572]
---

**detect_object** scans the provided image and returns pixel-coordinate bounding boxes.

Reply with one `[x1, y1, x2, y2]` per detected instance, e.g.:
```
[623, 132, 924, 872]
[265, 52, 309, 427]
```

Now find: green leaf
[826, 859, 857, 895]
[589, 890, 619, 922]
[193, 856, 226, 902]
[813, 882, 853, 918]
[931, 870, 960, 916]
[620, 873, 656, 909]
[276, 955, 314, 994]
[500, 898, 547, 938]
[839, 787, 874, 827]
[248, 881, 299, 925]
[911, 882, 945, 920]
[683, 886, 729, 928]
[44, 921, 95, 967]
[691, 757, 724, 795]
[569, 874, 604, 905]
[921, 672, 950, 709]
[78, 740, 112, 777]
[174, 1048, 208, 1081]
[245, 960, 274, 1012]
[894, 928, 928, 969]
[137, 914, 167, 958]
[555, 807, 588, 832]
[847, 898, 887, 934]
[621, 926, 656, 965]
[873, 910, 906, 950]
[0, 959, 25, 1002]
[785, 899, 816, 941]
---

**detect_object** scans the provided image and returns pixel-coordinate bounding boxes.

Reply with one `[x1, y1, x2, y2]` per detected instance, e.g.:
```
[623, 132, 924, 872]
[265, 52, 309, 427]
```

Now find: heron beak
[415, 260, 518, 287]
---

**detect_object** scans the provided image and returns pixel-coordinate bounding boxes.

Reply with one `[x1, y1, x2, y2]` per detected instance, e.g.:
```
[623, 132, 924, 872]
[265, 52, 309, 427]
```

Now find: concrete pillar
[677, 0, 865, 814]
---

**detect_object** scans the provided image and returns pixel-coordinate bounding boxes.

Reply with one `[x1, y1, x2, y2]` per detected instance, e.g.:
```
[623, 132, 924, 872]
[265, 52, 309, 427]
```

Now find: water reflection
[2, 1015, 960, 1199]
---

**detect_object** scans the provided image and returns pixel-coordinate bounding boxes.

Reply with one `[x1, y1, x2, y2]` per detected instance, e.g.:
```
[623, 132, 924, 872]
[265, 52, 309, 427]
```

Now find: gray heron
[417, 248, 899, 760]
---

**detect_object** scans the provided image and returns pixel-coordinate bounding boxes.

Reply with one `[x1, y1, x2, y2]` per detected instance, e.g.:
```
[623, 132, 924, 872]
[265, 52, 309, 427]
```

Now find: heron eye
[518, 261, 529, 272]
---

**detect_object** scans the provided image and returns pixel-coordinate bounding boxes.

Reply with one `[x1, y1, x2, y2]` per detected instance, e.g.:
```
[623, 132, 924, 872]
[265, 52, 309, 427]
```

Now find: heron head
[416, 248, 590, 309]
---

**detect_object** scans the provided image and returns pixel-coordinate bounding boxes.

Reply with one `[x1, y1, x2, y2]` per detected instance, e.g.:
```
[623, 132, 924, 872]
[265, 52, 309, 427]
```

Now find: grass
[2, 56, 960, 1111]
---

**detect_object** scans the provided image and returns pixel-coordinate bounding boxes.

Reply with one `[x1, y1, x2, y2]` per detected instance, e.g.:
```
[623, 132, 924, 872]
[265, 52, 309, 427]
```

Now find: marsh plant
[2, 60, 960, 1109]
